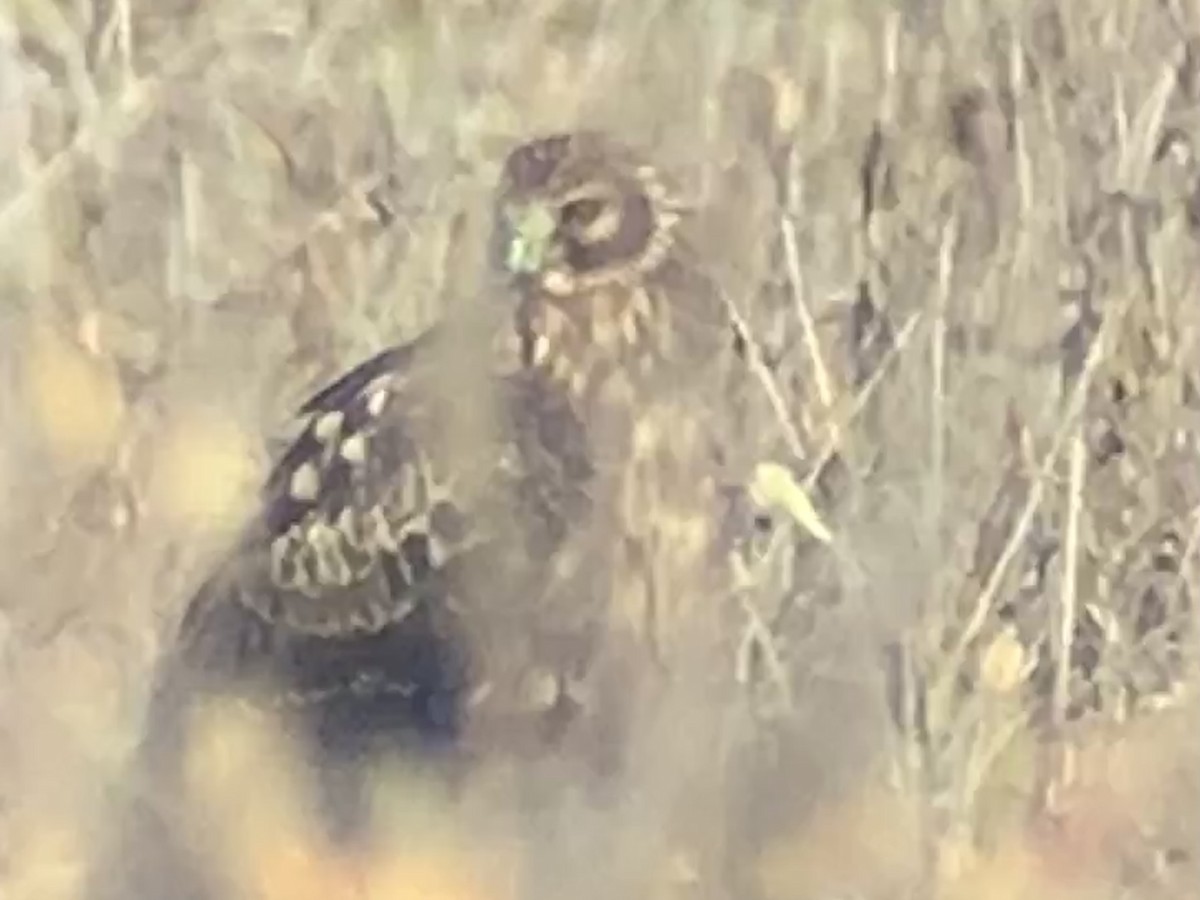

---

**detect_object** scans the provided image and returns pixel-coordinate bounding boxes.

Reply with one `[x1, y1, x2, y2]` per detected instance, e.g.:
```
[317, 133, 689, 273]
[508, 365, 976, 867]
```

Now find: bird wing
[94, 331, 517, 900]
[148, 316, 598, 715]
[158, 327, 504, 702]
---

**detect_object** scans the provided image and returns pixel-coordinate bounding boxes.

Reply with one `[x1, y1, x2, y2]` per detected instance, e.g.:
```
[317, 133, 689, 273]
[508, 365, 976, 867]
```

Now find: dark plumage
[87, 131, 741, 900]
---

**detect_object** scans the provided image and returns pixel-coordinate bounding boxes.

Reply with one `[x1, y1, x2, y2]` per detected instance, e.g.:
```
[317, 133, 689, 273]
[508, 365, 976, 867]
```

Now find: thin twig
[1054, 432, 1087, 738]
[802, 310, 924, 491]
[724, 301, 809, 462]
[929, 214, 959, 535]
[782, 144, 836, 412]
[733, 582, 795, 713]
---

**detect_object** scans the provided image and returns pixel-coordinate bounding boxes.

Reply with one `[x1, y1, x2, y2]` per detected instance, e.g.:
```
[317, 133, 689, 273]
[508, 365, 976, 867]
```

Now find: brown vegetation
[1, 1, 1197, 898]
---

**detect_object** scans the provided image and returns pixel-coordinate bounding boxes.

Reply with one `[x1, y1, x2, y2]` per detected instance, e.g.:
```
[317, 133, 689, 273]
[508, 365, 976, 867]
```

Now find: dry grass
[1, 0, 1199, 898]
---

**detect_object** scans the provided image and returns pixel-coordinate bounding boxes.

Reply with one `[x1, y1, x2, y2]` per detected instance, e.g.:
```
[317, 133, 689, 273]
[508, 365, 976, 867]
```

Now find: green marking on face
[505, 203, 558, 274]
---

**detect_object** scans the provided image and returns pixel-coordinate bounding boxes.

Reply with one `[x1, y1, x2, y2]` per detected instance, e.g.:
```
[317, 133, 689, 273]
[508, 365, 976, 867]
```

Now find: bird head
[492, 132, 685, 301]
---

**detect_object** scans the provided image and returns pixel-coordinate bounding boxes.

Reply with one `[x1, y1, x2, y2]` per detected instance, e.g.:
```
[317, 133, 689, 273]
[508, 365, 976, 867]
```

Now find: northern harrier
[88, 131, 744, 900]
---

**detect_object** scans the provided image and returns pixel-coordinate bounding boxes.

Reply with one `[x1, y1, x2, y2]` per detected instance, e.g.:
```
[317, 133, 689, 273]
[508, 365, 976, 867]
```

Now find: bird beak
[503, 203, 558, 275]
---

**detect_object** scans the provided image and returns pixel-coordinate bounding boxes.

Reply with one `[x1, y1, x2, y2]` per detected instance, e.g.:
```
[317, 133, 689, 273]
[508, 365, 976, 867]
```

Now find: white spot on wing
[313, 409, 344, 443]
[340, 433, 368, 464]
[309, 519, 353, 587]
[369, 505, 399, 552]
[335, 506, 362, 547]
[289, 462, 320, 501]
[366, 387, 389, 419]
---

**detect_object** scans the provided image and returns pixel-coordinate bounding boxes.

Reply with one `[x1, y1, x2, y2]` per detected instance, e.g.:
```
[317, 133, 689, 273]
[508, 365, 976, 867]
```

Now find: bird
[493, 131, 741, 673]
[488, 132, 750, 894]
[84, 130, 745, 900]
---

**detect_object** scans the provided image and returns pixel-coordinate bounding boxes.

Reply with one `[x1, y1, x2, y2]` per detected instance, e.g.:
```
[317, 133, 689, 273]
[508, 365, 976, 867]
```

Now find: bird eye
[560, 197, 607, 227]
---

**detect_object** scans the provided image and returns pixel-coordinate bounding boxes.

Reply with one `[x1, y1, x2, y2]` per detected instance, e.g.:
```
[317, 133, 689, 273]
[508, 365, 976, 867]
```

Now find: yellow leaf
[979, 628, 1028, 694]
[750, 461, 833, 544]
